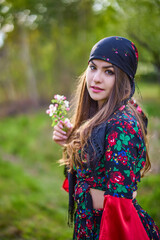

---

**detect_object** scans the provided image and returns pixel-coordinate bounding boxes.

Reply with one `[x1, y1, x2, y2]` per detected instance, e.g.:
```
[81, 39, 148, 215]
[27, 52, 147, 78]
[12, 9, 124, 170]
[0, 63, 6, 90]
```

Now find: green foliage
[135, 82, 160, 117]
[137, 174, 160, 226]
[0, 111, 73, 239]
[0, 160, 72, 240]
[0, 0, 159, 105]
[116, 0, 160, 73]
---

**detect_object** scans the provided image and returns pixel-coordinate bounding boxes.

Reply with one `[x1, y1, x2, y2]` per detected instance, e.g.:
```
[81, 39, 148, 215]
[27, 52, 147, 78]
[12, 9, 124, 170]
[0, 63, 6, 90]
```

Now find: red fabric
[99, 195, 150, 240]
[62, 177, 69, 192]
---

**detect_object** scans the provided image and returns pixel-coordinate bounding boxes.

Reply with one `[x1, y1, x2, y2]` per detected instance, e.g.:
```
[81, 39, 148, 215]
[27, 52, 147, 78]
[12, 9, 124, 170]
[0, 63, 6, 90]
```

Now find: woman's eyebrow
[102, 65, 114, 69]
[90, 60, 113, 69]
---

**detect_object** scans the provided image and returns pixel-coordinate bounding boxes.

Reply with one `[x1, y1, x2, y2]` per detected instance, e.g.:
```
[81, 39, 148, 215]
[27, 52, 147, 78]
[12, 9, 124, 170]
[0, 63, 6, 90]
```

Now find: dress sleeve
[99, 119, 149, 240]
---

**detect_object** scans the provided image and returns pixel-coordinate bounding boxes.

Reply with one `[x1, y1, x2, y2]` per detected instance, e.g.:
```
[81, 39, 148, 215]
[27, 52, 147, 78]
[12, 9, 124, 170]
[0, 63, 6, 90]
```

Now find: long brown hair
[62, 66, 151, 176]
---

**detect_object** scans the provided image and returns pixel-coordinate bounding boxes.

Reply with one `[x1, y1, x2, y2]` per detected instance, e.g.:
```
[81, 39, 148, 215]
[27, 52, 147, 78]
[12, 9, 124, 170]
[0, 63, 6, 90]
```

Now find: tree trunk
[20, 27, 39, 107]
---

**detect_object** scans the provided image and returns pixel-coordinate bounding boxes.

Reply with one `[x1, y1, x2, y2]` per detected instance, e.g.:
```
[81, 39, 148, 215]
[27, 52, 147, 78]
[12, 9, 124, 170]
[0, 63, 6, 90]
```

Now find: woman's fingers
[53, 130, 68, 141]
[133, 191, 137, 199]
[54, 124, 67, 136]
[61, 120, 73, 136]
[52, 133, 67, 146]
[52, 121, 69, 146]
[52, 119, 73, 146]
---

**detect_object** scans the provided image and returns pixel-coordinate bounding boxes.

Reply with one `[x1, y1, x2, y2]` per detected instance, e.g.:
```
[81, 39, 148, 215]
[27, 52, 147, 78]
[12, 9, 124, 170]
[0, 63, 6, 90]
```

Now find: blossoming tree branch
[46, 94, 72, 130]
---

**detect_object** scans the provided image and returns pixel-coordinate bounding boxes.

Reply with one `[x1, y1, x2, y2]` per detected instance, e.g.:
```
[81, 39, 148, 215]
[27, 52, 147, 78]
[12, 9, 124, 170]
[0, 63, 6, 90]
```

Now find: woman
[53, 36, 160, 239]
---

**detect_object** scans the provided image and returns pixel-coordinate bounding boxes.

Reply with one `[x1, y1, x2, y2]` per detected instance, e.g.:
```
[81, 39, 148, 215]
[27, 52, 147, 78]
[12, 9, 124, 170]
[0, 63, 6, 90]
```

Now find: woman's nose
[93, 70, 102, 83]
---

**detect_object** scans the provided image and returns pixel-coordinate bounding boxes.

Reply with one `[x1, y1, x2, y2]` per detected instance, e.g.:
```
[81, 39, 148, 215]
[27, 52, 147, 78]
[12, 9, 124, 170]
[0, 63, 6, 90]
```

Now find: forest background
[0, 0, 160, 239]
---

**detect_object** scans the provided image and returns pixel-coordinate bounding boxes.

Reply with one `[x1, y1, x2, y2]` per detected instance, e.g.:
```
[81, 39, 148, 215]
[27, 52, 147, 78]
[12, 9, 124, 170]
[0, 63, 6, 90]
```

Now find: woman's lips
[91, 86, 104, 93]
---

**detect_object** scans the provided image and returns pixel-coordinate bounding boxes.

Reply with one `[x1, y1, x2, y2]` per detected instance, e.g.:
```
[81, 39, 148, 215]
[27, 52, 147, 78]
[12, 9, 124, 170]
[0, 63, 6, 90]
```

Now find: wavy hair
[61, 66, 151, 177]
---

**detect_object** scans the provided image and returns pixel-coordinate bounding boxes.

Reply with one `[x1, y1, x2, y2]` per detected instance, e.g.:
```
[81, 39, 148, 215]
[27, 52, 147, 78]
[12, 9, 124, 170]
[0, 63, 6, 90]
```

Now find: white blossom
[64, 118, 72, 128]
[48, 104, 57, 116]
[64, 100, 69, 108]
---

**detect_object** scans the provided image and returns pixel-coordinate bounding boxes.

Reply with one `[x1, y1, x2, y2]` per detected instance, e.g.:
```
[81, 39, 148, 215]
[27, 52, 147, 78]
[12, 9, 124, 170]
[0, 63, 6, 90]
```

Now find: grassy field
[0, 112, 73, 240]
[0, 82, 160, 239]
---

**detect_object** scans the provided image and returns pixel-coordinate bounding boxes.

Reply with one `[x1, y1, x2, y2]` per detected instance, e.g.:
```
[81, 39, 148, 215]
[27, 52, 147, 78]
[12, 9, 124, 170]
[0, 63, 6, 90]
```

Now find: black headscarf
[89, 36, 139, 98]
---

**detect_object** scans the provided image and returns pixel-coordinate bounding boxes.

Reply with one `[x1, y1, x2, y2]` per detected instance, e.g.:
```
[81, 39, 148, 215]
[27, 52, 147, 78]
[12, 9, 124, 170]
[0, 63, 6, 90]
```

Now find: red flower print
[138, 128, 142, 137]
[131, 42, 135, 51]
[110, 171, 125, 184]
[105, 150, 113, 161]
[119, 105, 125, 111]
[108, 132, 118, 146]
[81, 213, 86, 218]
[115, 37, 122, 40]
[124, 122, 135, 134]
[130, 170, 136, 182]
[86, 219, 93, 230]
[112, 48, 118, 54]
[107, 181, 110, 189]
[117, 155, 128, 165]
[136, 105, 142, 113]
[75, 187, 83, 195]
[141, 160, 146, 167]
[131, 42, 138, 62]
[99, 167, 106, 172]
[135, 49, 138, 61]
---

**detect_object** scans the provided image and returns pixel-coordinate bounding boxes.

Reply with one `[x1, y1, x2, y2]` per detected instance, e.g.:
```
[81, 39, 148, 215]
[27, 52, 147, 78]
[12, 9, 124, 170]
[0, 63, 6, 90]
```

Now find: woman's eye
[89, 65, 96, 70]
[105, 70, 114, 75]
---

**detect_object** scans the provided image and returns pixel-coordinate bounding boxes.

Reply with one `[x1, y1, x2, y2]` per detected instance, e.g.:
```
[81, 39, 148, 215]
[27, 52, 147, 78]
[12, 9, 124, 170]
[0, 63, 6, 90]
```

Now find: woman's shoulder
[105, 105, 144, 143]
[106, 105, 140, 132]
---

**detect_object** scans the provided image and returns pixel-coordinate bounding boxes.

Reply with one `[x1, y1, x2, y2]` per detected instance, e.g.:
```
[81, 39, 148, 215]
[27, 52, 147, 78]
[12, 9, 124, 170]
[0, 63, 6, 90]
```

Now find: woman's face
[86, 59, 115, 108]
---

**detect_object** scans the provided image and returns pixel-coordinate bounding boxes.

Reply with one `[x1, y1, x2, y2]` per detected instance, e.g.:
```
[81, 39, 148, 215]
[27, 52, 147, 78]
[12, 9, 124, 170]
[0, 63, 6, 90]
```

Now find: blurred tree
[0, 0, 40, 106]
[0, 0, 97, 103]
[0, 0, 159, 109]
[116, 0, 160, 82]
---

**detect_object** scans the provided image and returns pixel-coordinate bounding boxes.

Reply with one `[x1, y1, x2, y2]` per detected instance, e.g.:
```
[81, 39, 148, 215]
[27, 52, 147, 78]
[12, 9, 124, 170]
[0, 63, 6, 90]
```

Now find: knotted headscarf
[89, 36, 139, 98]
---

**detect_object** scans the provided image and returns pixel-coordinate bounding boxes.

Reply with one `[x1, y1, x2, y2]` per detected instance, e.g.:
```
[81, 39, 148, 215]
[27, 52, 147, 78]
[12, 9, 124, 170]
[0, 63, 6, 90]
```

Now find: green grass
[0, 112, 73, 240]
[0, 82, 159, 239]
[137, 174, 160, 225]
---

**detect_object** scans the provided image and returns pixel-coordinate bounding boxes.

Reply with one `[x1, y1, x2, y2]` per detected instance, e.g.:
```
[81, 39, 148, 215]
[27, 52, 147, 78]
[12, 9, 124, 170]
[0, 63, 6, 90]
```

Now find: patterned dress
[68, 105, 160, 240]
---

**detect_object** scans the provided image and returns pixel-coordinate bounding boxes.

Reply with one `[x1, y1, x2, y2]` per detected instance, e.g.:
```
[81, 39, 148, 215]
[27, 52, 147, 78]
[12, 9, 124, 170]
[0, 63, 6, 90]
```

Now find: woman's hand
[52, 120, 72, 146]
[133, 191, 137, 199]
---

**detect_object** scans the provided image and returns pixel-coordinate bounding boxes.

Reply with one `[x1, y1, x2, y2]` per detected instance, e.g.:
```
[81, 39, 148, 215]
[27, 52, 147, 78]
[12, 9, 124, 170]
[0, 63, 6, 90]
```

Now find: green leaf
[124, 170, 130, 177]
[120, 134, 125, 141]
[116, 184, 128, 193]
[123, 135, 130, 145]
[113, 167, 119, 171]
[115, 140, 122, 151]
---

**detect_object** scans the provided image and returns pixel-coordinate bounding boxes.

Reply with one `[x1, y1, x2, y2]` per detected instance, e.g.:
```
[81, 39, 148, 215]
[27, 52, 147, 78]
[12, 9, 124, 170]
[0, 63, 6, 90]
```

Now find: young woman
[53, 36, 160, 240]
